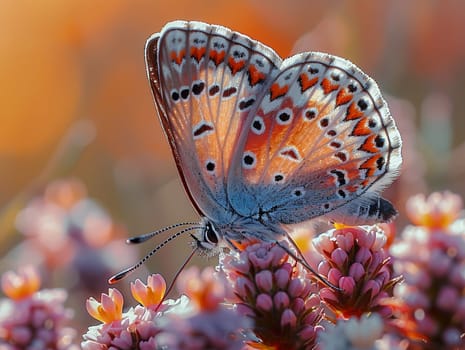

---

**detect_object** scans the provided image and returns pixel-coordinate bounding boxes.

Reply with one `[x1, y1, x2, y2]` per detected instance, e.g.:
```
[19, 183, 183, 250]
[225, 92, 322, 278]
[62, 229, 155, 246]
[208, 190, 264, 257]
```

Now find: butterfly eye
[204, 223, 219, 245]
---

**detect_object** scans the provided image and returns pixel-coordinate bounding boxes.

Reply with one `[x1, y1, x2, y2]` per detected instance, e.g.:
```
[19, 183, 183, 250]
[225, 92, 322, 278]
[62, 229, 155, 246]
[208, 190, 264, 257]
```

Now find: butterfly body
[145, 21, 402, 250]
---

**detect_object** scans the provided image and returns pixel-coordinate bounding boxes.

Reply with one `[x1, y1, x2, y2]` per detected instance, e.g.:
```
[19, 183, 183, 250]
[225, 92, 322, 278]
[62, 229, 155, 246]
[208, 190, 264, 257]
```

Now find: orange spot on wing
[190, 46, 206, 62]
[209, 50, 226, 65]
[351, 117, 372, 136]
[228, 57, 246, 75]
[345, 102, 364, 121]
[321, 78, 339, 95]
[248, 65, 266, 86]
[170, 49, 185, 65]
[335, 88, 353, 106]
[299, 73, 318, 92]
[270, 83, 289, 101]
[325, 176, 335, 186]
[359, 134, 379, 153]
[360, 154, 381, 178]
[346, 184, 359, 193]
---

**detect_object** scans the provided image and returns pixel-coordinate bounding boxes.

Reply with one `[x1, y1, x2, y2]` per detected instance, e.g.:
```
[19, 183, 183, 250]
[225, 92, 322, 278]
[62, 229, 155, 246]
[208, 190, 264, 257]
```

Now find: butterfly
[110, 20, 402, 284]
[145, 19, 402, 246]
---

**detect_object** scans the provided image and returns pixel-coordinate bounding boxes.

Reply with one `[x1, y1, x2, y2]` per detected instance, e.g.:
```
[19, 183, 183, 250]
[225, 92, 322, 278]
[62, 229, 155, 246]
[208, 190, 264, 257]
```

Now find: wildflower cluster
[4, 187, 465, 349]
[82, 269, 249, 349]
[13, 178, 134, 294]
[313, 225, 401, 319]
[81, 229, 401, 350]
[0, 266, 77, 349]
[220, 240, 324, 349]
[318, 313, 401, 350]
[391, 192, 465, 348]
[82, 275, 165, 349]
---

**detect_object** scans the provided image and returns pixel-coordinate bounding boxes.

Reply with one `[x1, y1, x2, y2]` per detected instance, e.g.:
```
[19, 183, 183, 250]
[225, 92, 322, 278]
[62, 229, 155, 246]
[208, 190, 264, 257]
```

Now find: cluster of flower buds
[0, 266, 77, 349]
[391, 192, 465, 348]
[82, 268, 249, 349]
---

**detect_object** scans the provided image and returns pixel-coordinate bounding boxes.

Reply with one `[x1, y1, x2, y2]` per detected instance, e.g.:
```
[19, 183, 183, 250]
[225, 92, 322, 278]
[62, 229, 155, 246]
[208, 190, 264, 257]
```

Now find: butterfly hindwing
[146, 21, 281, 218]
[228, 52, 402, 225]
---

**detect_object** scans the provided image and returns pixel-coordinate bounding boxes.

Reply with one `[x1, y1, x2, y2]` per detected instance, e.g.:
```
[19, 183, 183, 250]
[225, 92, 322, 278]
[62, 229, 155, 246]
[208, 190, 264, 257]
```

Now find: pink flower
[13, 178, 136, 295]
[176, 266, 226, 311]
[391, 191, 465, 348]
[0, 267, 77, 349]
[406, 191, 462, 229]
[220, 240, 323, 349]
[131, 274, 166, 310]
[82, 270, 248, 350]
[82, 276, 167, 349]
[318, 312, 409, 350]
[82, 305, 160, 350]
[1, 265, 40, 300]
[86, 288, 124, 324]
[156, 307, 249, 350]
[313, 226, 401, 319]
[155, 267, 251, 350]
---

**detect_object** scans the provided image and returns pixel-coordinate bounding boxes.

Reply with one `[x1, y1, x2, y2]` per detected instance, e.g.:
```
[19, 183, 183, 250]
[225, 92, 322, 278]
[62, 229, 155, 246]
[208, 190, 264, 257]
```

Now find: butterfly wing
[228, 52, 402, 225]
[146, 21, 281, 218]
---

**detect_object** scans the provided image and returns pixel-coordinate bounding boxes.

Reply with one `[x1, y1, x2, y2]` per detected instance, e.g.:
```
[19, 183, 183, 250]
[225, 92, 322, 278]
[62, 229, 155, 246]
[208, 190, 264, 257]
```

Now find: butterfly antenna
[155, 246, 198, 312]
[126, 222, 199, 244]
[108, 226, 201, 283]
[276, 233, 343, 292]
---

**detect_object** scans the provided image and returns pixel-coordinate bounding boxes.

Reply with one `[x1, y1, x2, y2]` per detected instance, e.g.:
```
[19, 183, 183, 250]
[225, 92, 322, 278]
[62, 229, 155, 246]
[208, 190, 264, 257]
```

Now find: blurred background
[1, 0, 465, 332]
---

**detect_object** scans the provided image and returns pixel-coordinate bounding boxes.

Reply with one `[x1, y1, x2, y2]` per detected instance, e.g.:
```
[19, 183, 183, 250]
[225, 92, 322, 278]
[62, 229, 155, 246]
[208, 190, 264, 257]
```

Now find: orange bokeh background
[2, 0, 465, 328]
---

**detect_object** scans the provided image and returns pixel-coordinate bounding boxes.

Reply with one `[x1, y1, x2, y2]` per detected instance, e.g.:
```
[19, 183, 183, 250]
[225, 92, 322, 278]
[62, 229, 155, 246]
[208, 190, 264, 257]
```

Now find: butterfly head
[192, 218, 222, 253]
[192, 215, 287, 256]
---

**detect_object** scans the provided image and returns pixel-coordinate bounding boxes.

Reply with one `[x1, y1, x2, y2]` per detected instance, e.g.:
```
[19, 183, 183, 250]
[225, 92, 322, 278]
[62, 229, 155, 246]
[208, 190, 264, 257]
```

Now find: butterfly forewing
[228, 52, 402, 224]
[146, 21, 281, 218]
